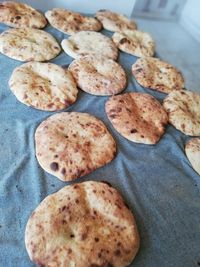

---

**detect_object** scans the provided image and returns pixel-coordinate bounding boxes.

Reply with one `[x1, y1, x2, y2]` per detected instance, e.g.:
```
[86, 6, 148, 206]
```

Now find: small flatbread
[185, 138, 200, 175]
[105, 93, 168, 144]
[96, 9, 137, 32]
[0, 28, 60, 61]
[112, 30, 155, 57]
[25, 181, 140, 267]
[35, 112, 116, 181]
[163, 90, 200, 136]
[61, 31, 118, 60]
[45, 8, 102, 35]
[9, 62, 78, 111]
[132, 57, 184, 94]
[0, 1, 47, 28]
[69, 55, 126, 96]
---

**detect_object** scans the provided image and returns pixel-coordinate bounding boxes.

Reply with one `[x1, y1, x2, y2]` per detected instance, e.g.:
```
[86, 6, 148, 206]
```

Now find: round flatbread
[105, 93, 168, 144]
[132, 57, 184, 94]
[96, 9, 137, 32]
[25, 181, 140, 267]
[0, 28, 61, 61]
[9, 62, 78, 111]
[163, 90, 200, 136]
[112, 30, 155, 57]
[0, 1, 47, 29]
[35, 112, 116, 181]
[45, 8, 102, 35]
[69, 55, 126, 96]
[61, 31, 118, 60]
[185, 138, 200, 175]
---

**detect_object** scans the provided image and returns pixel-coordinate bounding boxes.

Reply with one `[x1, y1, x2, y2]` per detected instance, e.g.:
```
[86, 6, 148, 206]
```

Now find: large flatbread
[25, 181, 140, 267]
[45, 8, 102, 35]
[185, 138, 200, 175]
[163, 90, 200, 136]
[112, 30, 155, 57]
[0, 28, 61, 61]
[96, 9, 137, 32]
[106, 93, 168, 144]
[61, 31, 118, 60]
[69, 55, 126, 95]
[9, 62, 78, 111]
[0, 1, 47, 29]
[35, 112, 116, 181]
[132, 57, 184, 94]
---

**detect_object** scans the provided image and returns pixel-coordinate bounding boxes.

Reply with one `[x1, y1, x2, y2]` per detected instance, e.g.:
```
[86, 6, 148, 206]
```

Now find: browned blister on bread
[25, 181, 140, 267]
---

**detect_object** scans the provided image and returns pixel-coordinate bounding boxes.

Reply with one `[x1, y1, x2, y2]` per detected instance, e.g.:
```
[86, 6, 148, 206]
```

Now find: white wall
[22, 0, 136, 17]
[180, 0, 200, 42]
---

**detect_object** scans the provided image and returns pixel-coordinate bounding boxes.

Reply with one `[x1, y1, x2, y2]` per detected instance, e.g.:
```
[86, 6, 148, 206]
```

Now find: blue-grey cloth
[0, 19, 200, 267]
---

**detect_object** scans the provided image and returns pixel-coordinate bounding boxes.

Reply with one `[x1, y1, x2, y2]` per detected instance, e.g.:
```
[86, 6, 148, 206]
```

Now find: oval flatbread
[45, 8, 102, 35]
[112, 30, 155, 57]
[0, 28, 61, 61]
[96, 9, 137, 32]
[185, 138, 200, 175]
[0, 1, 47, 29]
[9, 62, 78, 111]
[163, 90, 200, 136]
[105, 93, 168, 144]
[25, 181, 140, 267]
[132, 57, 184, 94]
[69, 55, 126, 96]
[35, 112, 116, 181]
[61, 31, 118, 60]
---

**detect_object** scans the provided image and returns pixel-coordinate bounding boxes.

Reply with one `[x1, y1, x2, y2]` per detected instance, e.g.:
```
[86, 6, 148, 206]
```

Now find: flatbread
[69, 55, 127, 95]
[105, 93, 168, 144]
[96, 9, 137, 32]
[0, 1, 47, 28]
[35, 112, 116, 181]
[61, 31, 118, 60]
[0, 28, 61, 61]
[25, 181, 140, 267]
[132, 57, 184, 94]
[9, 62, 78, 111]
[112, 30, 155, 57]
[185, 138, 200, 175]
[45, 8, 102, 35]
[163, 90, 200, 136]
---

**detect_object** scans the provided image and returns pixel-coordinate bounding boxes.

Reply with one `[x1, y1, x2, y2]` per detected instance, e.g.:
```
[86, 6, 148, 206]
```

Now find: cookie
[0, 28, 60, 61]
[0, 1, 46, 28]
[61, 31, 118, 60]
[105, 93, 168, 144]
[163, 90, 200, 136]
[112, 30, 155, 57]
[35, 112, 116, 181]
[25, 181, 140, 267]
[69, 55, 126, 95]
[96, 9, 137, 32]
[185, 138, 200, 175]
[9, 62, 78, 111]
[132, 57, 184, 94]
[45, 8, 102, 35]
